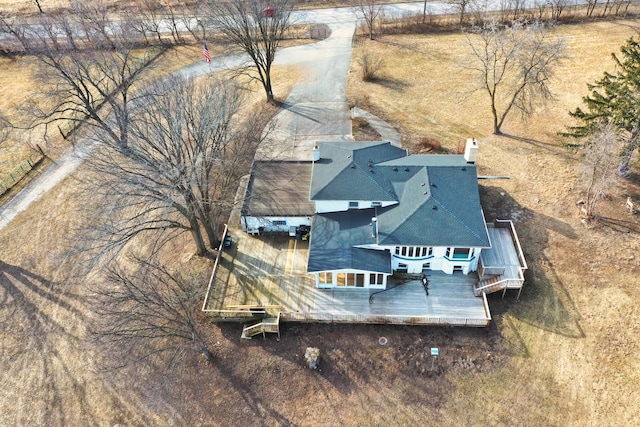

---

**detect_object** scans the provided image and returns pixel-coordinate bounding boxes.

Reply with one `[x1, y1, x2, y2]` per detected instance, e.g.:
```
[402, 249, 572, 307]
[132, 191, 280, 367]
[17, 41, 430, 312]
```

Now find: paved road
[2, 0, 541, 229]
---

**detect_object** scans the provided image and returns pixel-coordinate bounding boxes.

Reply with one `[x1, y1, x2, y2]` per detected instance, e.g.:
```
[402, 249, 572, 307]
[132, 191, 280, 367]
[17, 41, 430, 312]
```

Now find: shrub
[358, 50, 384, 81]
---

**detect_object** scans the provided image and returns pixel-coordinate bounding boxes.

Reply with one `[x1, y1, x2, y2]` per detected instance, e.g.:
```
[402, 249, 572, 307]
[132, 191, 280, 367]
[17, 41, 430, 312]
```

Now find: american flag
[203, 42, 211, 63]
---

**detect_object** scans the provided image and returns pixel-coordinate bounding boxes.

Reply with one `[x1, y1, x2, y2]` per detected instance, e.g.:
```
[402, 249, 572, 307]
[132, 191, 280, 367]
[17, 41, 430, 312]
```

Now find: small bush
[416, 137, 442, 153]
[358, 50, 384, 81]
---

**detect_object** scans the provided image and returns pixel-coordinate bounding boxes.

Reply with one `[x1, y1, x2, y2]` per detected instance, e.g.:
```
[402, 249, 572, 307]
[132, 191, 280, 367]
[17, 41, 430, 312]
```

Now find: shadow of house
[479, 186, 585, 341]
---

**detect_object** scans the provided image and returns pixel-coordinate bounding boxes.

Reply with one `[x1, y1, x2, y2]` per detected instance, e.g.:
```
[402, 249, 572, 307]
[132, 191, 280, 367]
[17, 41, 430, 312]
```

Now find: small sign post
[430, 347, 439, 371]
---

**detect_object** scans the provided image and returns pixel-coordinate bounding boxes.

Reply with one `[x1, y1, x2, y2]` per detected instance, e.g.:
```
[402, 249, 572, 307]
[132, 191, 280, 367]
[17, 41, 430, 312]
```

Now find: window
[397, 263, 408, 273]
[272, 220, 286, 225]
[408, 247, 414, 257]
[371, 201, 382, 207]
[337, 273, 346, 286]
[453, 248, 471, 259]
[401, 247, 407, 256]
[395, 247, 400, 255]
[346, 273, 355, 286]
[348, 201, 359, 209]
[356, 274, 365, 287]
[369, 273, 383, 285]
[319, 272, 333, 284]
[421, 247, 432, 257]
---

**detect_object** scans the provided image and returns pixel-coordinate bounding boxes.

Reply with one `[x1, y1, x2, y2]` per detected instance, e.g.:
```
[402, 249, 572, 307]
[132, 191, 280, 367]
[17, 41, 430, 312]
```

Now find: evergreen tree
[567, 36, 640, 175]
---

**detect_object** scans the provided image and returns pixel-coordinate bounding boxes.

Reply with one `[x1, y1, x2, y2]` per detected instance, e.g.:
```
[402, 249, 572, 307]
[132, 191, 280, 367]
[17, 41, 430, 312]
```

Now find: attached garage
[240, 161, 315, 234]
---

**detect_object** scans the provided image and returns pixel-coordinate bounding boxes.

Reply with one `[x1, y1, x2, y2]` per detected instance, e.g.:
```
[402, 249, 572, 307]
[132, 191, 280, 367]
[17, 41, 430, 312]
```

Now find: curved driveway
[0, 2, 448, 230]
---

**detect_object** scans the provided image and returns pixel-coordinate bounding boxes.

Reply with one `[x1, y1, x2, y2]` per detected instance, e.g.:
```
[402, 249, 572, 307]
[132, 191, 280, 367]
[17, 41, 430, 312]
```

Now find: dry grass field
[348, 19, 640, 425]
[0, 14, 639, 427]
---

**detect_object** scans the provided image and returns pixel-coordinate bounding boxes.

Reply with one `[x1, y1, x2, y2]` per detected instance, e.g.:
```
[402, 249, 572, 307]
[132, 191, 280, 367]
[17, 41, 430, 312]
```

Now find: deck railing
[475, 277, 524, 295]
[494, 219, 528, 270]
[478, 262, 505, 277]
[282, 311, 490, 327]
[477, 220, 528, 297]
[202, 224, 228, 312]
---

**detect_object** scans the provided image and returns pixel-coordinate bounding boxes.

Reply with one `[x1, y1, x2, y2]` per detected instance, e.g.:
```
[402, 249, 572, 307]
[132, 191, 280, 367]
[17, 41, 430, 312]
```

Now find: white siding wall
[242, 216, 311, 233]
[389, 246, 481, 275]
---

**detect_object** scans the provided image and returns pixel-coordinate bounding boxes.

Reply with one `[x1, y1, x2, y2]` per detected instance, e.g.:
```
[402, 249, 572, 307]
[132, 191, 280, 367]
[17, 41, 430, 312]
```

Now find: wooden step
[475, 275, 504, 296]
[240, 313, 281, 340]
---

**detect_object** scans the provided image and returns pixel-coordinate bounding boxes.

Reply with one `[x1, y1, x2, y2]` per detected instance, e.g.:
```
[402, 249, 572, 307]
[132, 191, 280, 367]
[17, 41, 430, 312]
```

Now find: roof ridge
[430, 195, 486, 243]
[379, 167, 430, 238]
[350, 160, 398, 200]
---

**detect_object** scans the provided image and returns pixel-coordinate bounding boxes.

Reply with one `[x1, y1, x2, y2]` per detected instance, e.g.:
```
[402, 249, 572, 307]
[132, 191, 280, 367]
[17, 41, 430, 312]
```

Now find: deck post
[517, 286, 523, 301]
[502, 286, 507, 299]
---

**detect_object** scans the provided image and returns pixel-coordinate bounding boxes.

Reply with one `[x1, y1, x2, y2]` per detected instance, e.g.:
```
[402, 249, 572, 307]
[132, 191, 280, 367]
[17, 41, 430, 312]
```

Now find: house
[221, 138, 527, 328]
[307, 139, 492, 288]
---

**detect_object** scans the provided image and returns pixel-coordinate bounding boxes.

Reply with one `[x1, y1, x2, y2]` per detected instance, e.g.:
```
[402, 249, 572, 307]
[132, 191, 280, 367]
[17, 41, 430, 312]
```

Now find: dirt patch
[351, 116, 382, 140]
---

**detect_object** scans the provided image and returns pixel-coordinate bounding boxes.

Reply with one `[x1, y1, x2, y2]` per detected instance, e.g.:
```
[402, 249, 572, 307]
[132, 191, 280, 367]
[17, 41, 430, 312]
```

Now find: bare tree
[579, 125, 622, 219]
[463, 20, 566, 135]
[355, 0, 385, 40]
[550, 0, 569, 20]
[447, 0, 477, 27]
[134, 0, 166, 44]
[1, 4, 156, 148]
[3, 7, 261, 256]
[586, 0, 599, 17]
[90, 255, 214, 368]
[165, 3, 186, 45]
[206, 0, 293, 103]
[84, 75, 268, 257]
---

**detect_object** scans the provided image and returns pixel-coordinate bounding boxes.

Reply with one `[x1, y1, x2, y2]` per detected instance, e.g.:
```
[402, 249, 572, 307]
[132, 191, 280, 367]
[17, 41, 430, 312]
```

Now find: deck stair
[476, 220, 528, 299]
[475, 275, 504, 296]
[241, 312, 281, 340]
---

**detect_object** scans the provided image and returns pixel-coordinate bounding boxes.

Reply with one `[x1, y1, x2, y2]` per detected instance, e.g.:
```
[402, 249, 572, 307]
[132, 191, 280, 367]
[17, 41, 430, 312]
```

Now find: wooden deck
[478, 220, 528, 295]
[203, 232, 491, 327]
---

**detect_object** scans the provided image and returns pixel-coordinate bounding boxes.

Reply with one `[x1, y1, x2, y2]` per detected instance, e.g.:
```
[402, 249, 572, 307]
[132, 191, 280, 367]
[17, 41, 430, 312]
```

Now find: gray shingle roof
[307, 142, 490, 273]
[310, 141, 407, 201]
[307, 210, 392, 273]
[376, 161, 490, 247]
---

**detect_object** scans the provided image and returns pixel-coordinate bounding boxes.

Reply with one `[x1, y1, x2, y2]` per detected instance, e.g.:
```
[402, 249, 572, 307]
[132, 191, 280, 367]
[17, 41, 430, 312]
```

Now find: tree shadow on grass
[480, 186, 586, 342]
[0, 260, 91, 425]
[593, 215, 640, 234]
[501, 132, 576, 161]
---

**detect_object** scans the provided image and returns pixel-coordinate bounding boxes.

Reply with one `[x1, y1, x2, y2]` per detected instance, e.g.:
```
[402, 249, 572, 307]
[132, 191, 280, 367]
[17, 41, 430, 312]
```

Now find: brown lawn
[0, 15, 639, 427]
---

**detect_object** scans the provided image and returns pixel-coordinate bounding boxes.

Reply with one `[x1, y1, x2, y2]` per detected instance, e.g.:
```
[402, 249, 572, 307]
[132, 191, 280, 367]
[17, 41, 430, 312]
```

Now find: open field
[1, 16, 639, 427]
[348, 19, 640, 425]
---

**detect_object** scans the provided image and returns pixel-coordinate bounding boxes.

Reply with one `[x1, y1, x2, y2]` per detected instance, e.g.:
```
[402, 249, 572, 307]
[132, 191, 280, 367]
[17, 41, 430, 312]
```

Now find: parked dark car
[223, 235, 232, 247]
